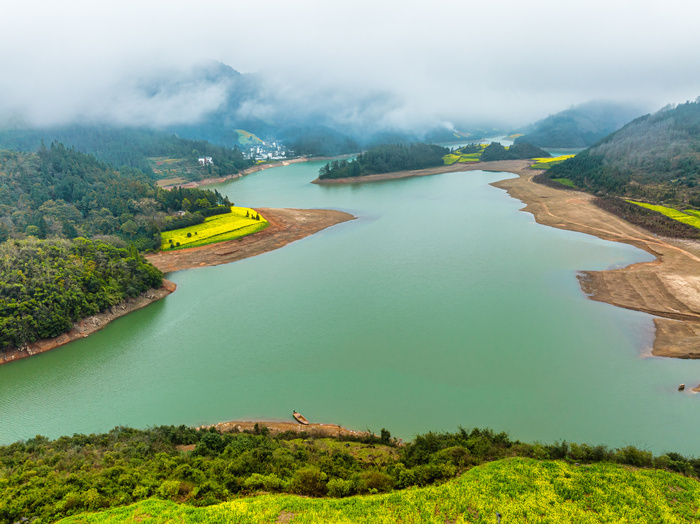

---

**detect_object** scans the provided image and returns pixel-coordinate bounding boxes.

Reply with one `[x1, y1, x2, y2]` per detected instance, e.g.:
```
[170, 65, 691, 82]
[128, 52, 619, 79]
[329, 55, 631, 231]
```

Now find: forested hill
[0, 125, 253, 180]
[318, 143, 449, 179]
[0, 143, 232, 251]
[0, 238, 162, 351]
[480, 141, 550, 162]
[542, 99, 700, 209]
[514, 100, 646, 148]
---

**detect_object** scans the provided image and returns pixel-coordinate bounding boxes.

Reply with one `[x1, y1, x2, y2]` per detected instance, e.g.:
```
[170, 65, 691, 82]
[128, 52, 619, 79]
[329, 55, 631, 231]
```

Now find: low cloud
[1, 0, 699, 131]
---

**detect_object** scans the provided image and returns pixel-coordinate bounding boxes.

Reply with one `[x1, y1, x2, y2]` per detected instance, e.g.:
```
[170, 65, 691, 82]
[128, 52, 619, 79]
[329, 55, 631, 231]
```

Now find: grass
[531, 154, 576, 170]
[627, 201, 700, 230]
[56, 458, 700, 523]
[160, 207, 268, 250]
[551, 177, 576, 188]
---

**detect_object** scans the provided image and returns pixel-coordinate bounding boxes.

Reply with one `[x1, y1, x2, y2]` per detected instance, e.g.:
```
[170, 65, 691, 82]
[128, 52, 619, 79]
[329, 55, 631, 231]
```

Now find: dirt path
[146, 208, 355, 273]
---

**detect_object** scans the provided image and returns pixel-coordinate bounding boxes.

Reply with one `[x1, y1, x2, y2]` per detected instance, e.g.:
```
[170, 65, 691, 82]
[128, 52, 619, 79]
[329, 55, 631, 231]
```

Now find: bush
[156, 480, 181, 501]
[290, 467, 327, 496]
[615, 446, 653, 468]
[327, 478, 354, 498]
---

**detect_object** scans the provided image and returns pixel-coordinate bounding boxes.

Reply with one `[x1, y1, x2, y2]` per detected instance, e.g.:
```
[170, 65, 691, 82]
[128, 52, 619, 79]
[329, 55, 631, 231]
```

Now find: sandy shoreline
[199, 419, 370, 439]
[146, 207, 355, 273]
[313, 159, 700, 357]
[311, 160, 532, 184]
[489, 163, 700, 358]
[0, 280, 177, 367]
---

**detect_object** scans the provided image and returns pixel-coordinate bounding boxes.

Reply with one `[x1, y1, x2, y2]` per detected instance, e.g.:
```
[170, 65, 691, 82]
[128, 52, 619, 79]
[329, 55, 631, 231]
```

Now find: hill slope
[542, 99, 700, 210]
[514, 100, 647, 148]
[57, 458, 700, 524]
[0, 125, 253, 181]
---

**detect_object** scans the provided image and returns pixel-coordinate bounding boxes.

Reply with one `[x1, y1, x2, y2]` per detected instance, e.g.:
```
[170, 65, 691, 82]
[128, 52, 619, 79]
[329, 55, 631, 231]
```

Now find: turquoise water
[2, 161, 700, 455]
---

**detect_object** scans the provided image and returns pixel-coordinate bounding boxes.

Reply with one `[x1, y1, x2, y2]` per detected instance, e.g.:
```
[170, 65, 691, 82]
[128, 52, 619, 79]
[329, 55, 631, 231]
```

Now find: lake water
[2, 160, 700, 455]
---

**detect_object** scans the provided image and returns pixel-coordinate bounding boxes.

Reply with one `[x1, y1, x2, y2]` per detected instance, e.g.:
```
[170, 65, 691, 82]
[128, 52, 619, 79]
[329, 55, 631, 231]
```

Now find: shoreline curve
[1, 207, 355, 367]
[311, 158, 700, 358]
[489, 164, 700, 359]
[0, 280, 177, 367]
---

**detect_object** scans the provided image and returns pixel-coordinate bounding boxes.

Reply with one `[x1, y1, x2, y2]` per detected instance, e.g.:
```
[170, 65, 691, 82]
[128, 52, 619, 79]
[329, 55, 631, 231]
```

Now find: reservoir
[2, 160, 700, 455]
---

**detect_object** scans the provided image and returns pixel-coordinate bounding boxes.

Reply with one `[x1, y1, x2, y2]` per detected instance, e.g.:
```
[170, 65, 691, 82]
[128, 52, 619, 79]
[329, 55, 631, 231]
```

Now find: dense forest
[479, 141, 550, 162]
[513, 100, 645, 148]
[318, 143, 449, 179]
[0, 125, 253, 181]
[281, 125, 360, 157]
[1, 423, 697, 524]
[539, 99, 700, 210]
[0, 237, 162, 352]
[0, 143, 232, 251]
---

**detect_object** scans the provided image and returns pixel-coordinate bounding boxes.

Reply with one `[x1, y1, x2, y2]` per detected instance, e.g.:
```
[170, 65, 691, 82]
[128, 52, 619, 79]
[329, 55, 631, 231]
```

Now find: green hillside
[514, 100, 646, 149]
[0, 125, 253, 182]
[56, 458, 700, 524]
[534, 99, 700, 238]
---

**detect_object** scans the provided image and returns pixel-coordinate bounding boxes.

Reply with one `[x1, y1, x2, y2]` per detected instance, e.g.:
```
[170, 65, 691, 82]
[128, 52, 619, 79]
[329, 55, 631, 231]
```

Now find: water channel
[2, 155, 700, 455]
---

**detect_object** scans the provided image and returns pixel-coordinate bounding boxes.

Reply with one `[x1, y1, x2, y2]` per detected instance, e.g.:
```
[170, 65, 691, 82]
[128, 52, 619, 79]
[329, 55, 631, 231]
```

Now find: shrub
[327, 478, 354, 497]
[290, 467, 327, 496]
[156, 480, 181, 500]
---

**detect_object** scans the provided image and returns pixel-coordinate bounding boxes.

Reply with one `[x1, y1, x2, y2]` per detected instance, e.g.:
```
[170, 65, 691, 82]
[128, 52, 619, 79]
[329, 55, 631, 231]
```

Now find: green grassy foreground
[57, 458, 700, 523]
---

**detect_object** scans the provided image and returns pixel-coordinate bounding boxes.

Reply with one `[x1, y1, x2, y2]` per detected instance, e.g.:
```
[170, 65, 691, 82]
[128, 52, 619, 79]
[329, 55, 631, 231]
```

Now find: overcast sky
[2, 0, 700, 130]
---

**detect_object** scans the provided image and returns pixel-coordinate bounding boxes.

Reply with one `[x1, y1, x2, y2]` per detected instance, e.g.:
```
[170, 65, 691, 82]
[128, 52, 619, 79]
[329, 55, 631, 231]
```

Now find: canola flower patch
[443, 144, 486, 165]
[627, 201, 700, 230]
[531, 154, 576, 169]
[161, 207, 268, 250]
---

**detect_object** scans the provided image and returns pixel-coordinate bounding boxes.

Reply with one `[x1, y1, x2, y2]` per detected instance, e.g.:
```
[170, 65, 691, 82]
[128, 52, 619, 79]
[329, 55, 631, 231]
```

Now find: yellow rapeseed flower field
[160, 206, 268, 250]
[627, 201, 700, 229]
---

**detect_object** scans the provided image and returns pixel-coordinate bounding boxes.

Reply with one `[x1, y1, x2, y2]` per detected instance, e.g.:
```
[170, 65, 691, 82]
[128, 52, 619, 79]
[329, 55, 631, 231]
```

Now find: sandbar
[146, 207, 355, 273]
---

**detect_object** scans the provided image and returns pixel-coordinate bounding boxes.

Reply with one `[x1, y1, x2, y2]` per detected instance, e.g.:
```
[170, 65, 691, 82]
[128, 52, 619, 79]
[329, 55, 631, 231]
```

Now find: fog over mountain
[2, 0, 700, 134]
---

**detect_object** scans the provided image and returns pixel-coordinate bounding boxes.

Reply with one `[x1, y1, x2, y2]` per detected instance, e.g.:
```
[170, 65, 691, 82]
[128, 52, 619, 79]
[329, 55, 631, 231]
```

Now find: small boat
[293, 410, 310, 425]
[679, 383, 686, 391]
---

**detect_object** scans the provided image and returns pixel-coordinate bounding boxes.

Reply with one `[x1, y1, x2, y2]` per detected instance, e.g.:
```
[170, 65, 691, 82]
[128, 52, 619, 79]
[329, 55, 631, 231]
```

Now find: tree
[120, 220, 138, 238]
